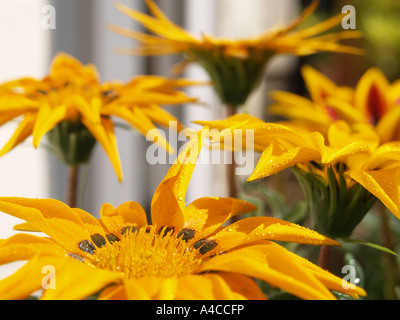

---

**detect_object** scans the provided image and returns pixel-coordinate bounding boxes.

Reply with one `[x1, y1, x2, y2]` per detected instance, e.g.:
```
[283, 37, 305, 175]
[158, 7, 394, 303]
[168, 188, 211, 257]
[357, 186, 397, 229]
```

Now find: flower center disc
[92, 226, 202, 279]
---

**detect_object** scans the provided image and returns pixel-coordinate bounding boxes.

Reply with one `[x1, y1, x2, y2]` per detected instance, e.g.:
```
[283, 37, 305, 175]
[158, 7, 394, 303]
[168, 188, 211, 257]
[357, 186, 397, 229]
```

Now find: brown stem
[318, 245, 331, 270]
[67, 165, 79, 208]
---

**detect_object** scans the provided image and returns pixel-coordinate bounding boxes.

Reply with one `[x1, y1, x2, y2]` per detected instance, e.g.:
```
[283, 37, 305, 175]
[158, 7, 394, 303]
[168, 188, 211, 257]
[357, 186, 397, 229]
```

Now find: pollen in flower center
[90, 226, 202, 279]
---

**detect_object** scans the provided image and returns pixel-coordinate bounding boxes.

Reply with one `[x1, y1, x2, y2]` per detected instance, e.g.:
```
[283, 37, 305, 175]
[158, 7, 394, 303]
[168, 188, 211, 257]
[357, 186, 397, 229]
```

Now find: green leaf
[341, 237, 398, 256]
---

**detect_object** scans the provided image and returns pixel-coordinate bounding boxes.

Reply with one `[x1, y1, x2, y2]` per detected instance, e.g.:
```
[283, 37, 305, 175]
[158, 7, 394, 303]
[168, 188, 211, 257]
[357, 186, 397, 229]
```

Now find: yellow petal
[50, 52, 99, 85]
[97, 284, 127, 300]
[13, 222, 40, 232]
[348, 167, 400, 219]
[151, 130, 203, 231]
[270, 90, 331, 128]
[355, 67, 390, 123]
[301, 65, 344, 107]
[0, 198, 93, 255]
[362, 142, 400, 170]
[72, 207, 108, 238]
[123, 279, 153, 299]
[214, 272, 267, 300]
[300, 257, 367, 298]
[114, 1, 196, 43]
[203, 216, 339, 257]
[102, 105, 174, 153]
[248, 144, 320, 181]
[82, 117, 123, 181]
[67, 95, 101, 124]
[183, 197, 257, 242]
[376, 106, 400, 143]
[175, 273, 265, 300]
[197, 242, 337, 300]
[140, 104, 185, 132]
[0, 113, 36, 157]
[270, 0, 320, 36]
[41, 256, 121, 300]
[125, 277, 178, 300]
[0, 256, 44, 299]
[0, 95, 39, 113]
[32, 103, 68, 148]
[0, 109, 31, 127]
[99, 201, 148, 238]
[0, 234, 63, 265]
[326, 98, 368, 124]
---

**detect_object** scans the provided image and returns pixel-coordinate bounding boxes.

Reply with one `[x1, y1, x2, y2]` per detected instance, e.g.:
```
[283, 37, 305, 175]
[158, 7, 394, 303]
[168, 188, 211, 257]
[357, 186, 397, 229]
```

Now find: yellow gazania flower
[0, 131, 365, 300]
[270, 65, 400, 143]
[195, 114, 400, 230]
[110, 0, 362, 106]
[0, 53, 201, 181]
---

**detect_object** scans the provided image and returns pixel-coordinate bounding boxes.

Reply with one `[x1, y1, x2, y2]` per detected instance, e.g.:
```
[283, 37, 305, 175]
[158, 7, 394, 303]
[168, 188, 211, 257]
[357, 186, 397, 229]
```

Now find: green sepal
[292, 165, 377, 239]
[189, 49, 272, 106]
[46, 120, 97, 166]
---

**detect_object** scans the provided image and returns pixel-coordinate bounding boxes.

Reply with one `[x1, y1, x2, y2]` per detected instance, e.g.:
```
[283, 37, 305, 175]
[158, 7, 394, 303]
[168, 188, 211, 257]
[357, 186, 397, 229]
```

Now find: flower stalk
[46, 120, 97, 207]
[318, 245, 332, 270]
[67, 165, 79, 208]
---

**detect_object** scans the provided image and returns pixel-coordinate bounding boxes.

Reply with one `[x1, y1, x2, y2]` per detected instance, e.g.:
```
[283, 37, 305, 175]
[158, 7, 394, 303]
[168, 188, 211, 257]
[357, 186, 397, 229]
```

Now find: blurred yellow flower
[196, 114, 400, 234]
[0, 131, 365, 300]
[270, 66, 400, 143]
[0, 53, 201, 181]
[111, 0, 362, 106]
[266, 67, 400, 221]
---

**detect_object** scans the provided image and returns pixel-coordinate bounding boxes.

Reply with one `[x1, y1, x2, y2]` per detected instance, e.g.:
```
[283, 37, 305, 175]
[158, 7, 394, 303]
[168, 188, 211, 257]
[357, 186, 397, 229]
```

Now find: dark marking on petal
[102, 89, 114, 96]
[90, 233, 107, 248]
[121, 226, 138, 235]
[68, 252, 85, 262]
[77, 240, 96, 255]
[177, 228, 196, 242]
[36, 89, 47, 95]
[199, 240, 218, 255]
[193, 239, 218, 255]
[106, 233, 120, 243]
[158, 226, 175, 237]
[193, 239, 208, 249]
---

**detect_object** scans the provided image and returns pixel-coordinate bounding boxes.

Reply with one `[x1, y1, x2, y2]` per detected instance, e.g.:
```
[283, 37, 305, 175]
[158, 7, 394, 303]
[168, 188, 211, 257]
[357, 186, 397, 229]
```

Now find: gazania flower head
[270, 65, 400, 143]
[110, 0, 362, 107]
[0, 131, 365, 300]
[0, 52, 201, 181]
[195, 114, 400, 237]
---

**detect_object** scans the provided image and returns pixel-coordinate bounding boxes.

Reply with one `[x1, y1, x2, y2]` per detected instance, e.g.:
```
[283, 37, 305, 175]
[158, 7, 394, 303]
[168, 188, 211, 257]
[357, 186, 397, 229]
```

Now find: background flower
[270, 65, 400, 143]
[111, 0, 362, 107]
[0, 53, 203, 208]
[0, 53, 202, 181]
